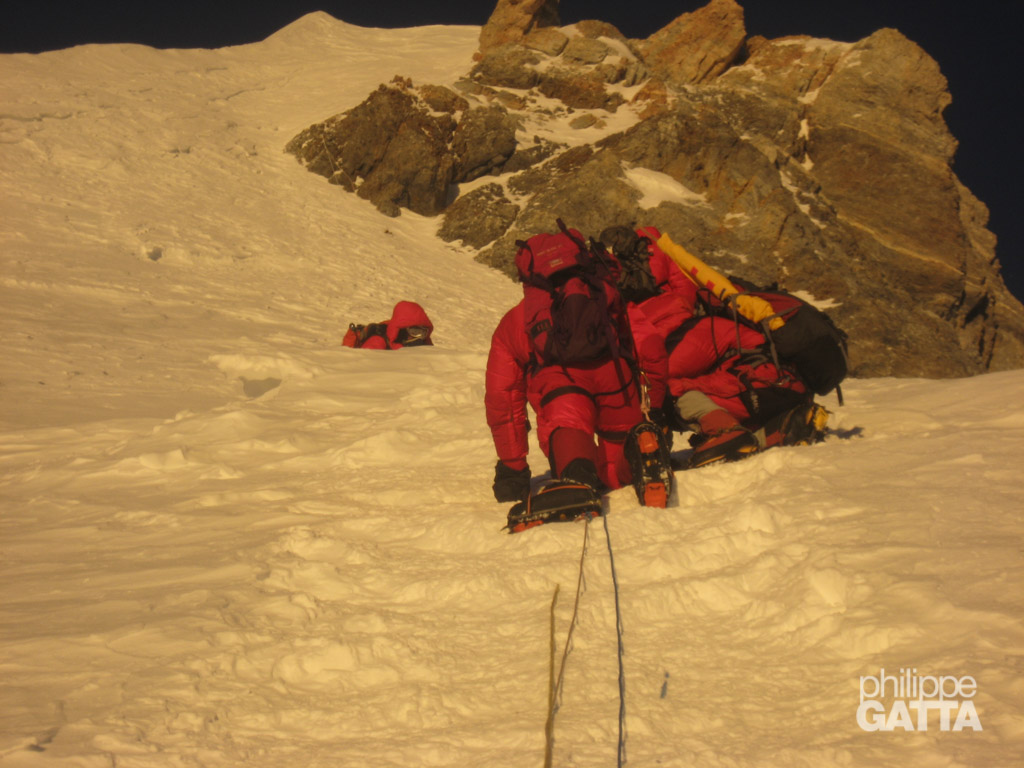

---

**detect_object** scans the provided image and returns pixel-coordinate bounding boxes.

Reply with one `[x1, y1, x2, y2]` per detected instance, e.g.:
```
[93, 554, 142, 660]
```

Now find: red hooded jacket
[343, 301, 434, 350]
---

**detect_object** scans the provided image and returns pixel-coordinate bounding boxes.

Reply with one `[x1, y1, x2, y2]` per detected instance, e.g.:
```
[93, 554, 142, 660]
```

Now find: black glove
[493, 461, 531, 502]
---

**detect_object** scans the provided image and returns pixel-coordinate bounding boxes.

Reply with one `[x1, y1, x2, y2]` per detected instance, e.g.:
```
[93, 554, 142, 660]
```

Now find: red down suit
[668, 316, 808, 424]
[484, 300, 659, 490]
[619, 226, 808, 427]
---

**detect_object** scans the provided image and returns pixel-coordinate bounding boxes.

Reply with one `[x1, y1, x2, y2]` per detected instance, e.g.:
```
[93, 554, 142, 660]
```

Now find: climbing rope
[544, 518, 591, 768]
[603, 513, 628, 767]
[543, 513, 628, 767]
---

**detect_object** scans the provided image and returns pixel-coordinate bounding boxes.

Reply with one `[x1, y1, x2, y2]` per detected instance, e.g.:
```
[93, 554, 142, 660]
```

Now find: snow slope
[1, 13, 1022, 767]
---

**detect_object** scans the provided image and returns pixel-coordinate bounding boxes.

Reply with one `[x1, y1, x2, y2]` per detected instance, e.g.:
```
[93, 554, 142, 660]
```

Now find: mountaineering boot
[790, 401, 830, 445]
[759, 400, 830, 449]
[505, 479, 603, 533]
[687, 408, 759, 469]
[558, 456, 604, 493]
[624, 421, 674, 507]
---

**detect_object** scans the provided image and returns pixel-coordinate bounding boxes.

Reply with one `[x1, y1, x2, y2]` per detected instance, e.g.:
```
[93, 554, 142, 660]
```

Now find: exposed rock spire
[639, 0, 747, 84]
[478, 0, 560, 56]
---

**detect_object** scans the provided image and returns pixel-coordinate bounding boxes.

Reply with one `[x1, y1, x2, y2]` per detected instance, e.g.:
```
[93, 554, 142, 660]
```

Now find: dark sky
[4, 1, 1020, 301]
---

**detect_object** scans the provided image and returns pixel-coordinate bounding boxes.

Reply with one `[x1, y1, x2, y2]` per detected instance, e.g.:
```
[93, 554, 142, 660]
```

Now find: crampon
[505, 480, 603, 533]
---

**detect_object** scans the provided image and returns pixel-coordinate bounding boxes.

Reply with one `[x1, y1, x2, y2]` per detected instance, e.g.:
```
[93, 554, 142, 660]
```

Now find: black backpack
[701, 278, 849, 401]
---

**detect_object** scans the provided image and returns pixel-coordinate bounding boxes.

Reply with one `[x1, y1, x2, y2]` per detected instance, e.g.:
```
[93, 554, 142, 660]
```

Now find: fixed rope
[543, 513, 628, 767]
[544, 518, 591, 768]
[603, 513, 628, 767]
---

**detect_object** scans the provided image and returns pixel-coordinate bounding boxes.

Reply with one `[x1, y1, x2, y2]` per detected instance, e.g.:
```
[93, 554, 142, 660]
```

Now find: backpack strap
[538, 377, 636, 409]
[514, 238, 537, 285]
[662, 315, 703, 354]
[540, 384, 596, 408]
[556, 218, 588, 251]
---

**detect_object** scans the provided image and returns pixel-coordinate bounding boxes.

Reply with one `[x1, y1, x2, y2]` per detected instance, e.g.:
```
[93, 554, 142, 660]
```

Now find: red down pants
[531, 357, 642, 489]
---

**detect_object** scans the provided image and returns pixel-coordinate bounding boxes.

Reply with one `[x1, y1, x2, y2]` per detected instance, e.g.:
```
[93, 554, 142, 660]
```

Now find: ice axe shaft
[656, 233, 784, 330]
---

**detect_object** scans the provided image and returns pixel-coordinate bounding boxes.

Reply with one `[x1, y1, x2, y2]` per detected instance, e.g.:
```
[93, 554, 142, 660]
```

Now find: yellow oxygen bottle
[656, 232, 784, 330]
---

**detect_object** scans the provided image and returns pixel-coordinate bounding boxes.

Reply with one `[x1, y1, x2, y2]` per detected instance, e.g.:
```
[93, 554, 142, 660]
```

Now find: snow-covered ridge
[1, 18, 1022, 767]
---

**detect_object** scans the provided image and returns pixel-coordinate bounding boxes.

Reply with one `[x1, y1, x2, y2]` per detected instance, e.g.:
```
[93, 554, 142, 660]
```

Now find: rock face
[696, 28, 1024, 374]
[478, 0, 561, 55]
[638, 0, 746, 85]
[285, 1, 1024, 377]
[285, 78, 518, 217]
[437, 184, 520, 248]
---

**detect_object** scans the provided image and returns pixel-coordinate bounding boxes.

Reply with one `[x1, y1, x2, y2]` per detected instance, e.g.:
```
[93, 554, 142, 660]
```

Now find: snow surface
[2, 12, 1023, 768]
[623, 166, 708, 210]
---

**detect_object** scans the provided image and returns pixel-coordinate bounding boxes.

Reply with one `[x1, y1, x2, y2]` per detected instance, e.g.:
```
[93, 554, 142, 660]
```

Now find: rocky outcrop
[637, 0, 746, 85]
[285, 1, 1024, 376]
[475, 149, 640, 276]
[471, 33, 639, 112]
[285, 79, 517, 217]
[437, 183, 520, 248]
[700, 27, 1024, 373]
[472, 8, 645, 110]
[452, 105, 519, 182]
[471, 44, 542, 90]
[478, 0, 560, 56]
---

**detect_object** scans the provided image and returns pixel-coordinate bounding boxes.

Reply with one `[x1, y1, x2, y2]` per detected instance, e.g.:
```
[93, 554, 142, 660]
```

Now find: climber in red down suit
[484, 225, 671, 506]
[342, 300, 433, 349]
[599, 224, 820, 468]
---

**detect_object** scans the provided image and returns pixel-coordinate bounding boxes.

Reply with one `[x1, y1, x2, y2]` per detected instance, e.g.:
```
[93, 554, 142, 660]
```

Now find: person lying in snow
[598, 225, 828, 469]
[342, 300, 434, 349]
[485, 221, 674, 521]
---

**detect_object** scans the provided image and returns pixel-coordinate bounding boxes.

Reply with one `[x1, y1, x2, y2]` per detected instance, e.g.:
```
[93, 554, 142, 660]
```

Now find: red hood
[388, 301, 433, 344]
[389, 301, 432, 328]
